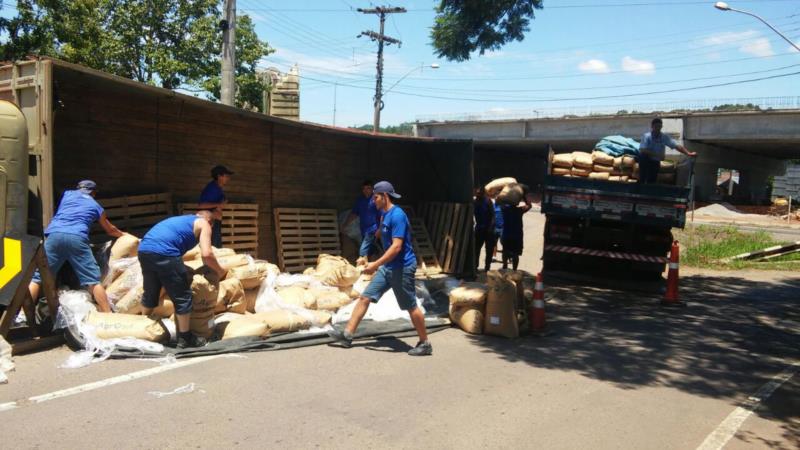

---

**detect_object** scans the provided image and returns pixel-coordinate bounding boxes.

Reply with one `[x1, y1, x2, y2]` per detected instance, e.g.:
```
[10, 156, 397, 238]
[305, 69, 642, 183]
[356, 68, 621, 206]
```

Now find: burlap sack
[190, 274, 219, 338]
[660, 160, 676, 172]
[153, 299, 174, 318]
[592, 150, 614, 166]
[571, 152, 593, 169]
[497, 183, 525, 205]
[484, 271, 519, 338]
[614, 155, 635, 170]
[552, 153, 573, 168]
[251, 311, 312, 334]
[313, 255, 360, 287]
[183, 246, 236, 261]
[85, 311, 167, 342]
[106, 263, 142, 302]
[220, 316, 269, 339]
[214, 278, 247, 314]
[449, 282, 488, 307]
[450, 304, 484, 335]
[115, 286, 144, 314]
[592, 164, 614, 173]
[589, 172, 610, 181]
[552, 167, 571, 176]
[215, 254, 251, 270]
[244, 288, 259, 313]
[110, 233, 140, 263]
[308, 310, 332, 326]
[571, 167, 591, 177]
[228, 262, 279, 289]
[609, 176, 621, 182]
[311, 288, 353, 311]
[277, 286, 317, 309]
[485, 177, 517, 197]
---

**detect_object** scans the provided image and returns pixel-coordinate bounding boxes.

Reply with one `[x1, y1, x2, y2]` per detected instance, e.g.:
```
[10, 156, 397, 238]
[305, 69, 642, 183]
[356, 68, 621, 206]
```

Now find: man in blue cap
[343, 180, 383, 263]
[198, 165, 233, 248]
[138, 209, 226, 348]
[328, 181, 432, 356]
[28, 180, 123, 312]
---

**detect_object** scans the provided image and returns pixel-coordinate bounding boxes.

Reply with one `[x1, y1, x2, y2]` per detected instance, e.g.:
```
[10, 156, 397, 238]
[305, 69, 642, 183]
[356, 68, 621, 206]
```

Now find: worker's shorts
[361, 263, 418, 310]
[138, 252, 193, 315]
[32, 232, 101, 287]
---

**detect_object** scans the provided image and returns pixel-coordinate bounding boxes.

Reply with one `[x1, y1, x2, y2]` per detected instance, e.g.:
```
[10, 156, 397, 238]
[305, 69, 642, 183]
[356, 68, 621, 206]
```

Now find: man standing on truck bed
[137, 210, 226, 348]
[328, 181, 432, 356]
[28, 180, 123, 312]
[198, 165, 233, 248]
[638, 118, 696, 184]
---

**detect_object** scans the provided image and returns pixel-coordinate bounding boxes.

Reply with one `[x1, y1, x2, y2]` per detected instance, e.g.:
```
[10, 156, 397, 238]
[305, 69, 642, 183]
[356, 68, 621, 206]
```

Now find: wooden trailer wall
[48, 61, 473, 262]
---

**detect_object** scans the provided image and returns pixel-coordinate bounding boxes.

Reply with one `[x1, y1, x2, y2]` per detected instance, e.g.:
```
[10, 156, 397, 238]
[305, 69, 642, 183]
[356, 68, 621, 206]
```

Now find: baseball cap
[77, 180, 97, 194]
[373, 181, 401, 199]
[211, 165, 234, 178]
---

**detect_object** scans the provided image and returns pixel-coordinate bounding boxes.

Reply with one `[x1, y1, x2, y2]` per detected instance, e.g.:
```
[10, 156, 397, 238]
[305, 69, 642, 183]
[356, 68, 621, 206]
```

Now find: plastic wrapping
[338, 210, 362, 243]
[332, 289, 426, 324]
[102, 256, 138, 289]
[253, 271, 331, 326]
[0, 335, 14, 384]
[106, 261, 143, 302]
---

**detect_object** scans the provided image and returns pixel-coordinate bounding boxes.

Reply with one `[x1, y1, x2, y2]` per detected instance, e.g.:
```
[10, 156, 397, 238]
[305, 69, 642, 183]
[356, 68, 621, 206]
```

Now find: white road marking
[697, 361, 800, 450]
[0, 354, 227, 413]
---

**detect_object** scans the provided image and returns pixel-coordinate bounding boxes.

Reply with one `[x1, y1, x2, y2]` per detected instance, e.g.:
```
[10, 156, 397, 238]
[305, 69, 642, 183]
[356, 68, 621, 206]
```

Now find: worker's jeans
[638, 154, 660, 184]
[32, 232, 101, 287]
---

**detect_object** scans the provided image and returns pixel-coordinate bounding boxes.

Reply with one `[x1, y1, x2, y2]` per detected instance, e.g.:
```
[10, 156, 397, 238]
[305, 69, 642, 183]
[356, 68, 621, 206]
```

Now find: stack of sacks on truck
[97, 236, 366, 343]
[484, 177, 528, 205]
[551, 151, 640, 183]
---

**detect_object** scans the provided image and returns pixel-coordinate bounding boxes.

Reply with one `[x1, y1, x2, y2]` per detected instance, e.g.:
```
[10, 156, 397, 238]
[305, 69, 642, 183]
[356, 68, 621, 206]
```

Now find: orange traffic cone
[529, 272, 551, 336]
[661, 241, 685, 307]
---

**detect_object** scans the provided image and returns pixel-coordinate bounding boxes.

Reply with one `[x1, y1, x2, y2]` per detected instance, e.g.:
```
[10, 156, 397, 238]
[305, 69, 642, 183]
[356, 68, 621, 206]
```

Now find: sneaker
[327, 329, 353, 348]
[408, 341, 433, 356]
[177, 334, 208, 349]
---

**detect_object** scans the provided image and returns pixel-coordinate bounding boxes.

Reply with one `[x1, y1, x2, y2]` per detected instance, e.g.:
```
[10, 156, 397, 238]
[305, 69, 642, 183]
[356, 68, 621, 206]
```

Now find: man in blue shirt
[343, 180, 383, 262]
[328, 181, 432, 356]
[28, 180, 123, 312]
[473, 186, 495, 271]
[501, 196, 532, 271]
[138, 210, 226, 348]
[198, 165, 233, 247]
[639, 118, 696, 184]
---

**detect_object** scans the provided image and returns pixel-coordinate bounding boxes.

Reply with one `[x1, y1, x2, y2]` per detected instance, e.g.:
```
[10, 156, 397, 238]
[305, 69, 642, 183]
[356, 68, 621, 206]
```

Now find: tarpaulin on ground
[594, 135, 641, 157]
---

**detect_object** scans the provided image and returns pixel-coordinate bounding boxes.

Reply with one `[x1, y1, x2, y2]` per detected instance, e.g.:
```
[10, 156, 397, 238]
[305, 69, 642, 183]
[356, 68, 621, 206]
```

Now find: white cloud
[701, 30, 775, 57]
[621, 56, 655, 75]
[578, 59, 610, 73]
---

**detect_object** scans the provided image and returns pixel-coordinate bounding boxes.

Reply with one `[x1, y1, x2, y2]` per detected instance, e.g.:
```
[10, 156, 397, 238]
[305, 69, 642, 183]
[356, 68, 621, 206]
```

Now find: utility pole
[221, 0, 236, 106]
[358, 6, 405, 133]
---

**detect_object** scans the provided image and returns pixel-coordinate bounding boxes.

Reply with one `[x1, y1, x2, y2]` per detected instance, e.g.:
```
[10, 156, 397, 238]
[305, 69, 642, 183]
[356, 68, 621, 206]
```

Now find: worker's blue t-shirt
[199, 181, 226, 204]
[380, 206, 416, 269]
[474, 196, 493, 231]
[501, 205, 524, 240]
[493, 203, 504, 235]
[138, 215, 198, 257]
[45, 190, 105, 240]
[639, 132, 678, 161]
[352, 196, 380, 235]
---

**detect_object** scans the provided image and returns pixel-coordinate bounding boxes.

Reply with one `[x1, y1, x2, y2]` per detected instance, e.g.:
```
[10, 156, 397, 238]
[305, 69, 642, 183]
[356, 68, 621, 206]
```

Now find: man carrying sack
[137, 210, 226, 348]
[328, 181, 432, 356]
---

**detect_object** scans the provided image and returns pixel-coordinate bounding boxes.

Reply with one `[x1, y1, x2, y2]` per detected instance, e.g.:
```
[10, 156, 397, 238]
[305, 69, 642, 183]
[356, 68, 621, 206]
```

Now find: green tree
[0, 1, 273, 111]
[351, 122, 414, 136]
[431, 0, 543, 62]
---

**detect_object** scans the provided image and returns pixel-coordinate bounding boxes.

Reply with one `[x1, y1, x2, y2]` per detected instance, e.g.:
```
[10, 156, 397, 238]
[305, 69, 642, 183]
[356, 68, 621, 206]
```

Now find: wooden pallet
[179, 203, 259, 255]
[274, 208, 341, 273]
[409, 217, 442, 276]
[419, 202, 474, 275]
[93, 192, 172, 239]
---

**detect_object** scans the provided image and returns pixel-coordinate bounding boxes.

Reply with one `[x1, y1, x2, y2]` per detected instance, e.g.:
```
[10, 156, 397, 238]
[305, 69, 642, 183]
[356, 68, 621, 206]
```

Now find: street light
[384, 63, 440, 96]
[369, 63, 439, 131]
[714, 2, 800, 53]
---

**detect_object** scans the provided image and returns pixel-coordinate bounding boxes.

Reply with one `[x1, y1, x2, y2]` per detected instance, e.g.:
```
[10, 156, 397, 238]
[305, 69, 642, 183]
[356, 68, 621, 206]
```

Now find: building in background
[259, 65, 299, 121]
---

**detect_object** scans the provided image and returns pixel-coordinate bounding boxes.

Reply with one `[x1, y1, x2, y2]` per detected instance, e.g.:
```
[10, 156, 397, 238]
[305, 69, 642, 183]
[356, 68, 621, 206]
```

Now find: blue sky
[241, 0, 800, 126]
[3, 1, 799, 127]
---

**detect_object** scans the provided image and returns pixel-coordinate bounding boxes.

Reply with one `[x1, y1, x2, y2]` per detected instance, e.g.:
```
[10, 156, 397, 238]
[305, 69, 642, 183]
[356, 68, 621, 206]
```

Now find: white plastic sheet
[0, 335, 14, 384]
[332, 289, 426, 325]
[253, 271, 332, 327]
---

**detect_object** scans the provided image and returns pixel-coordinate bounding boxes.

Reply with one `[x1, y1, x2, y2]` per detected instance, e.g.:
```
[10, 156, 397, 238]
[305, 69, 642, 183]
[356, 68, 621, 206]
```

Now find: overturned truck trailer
[0, 57, 475, 273]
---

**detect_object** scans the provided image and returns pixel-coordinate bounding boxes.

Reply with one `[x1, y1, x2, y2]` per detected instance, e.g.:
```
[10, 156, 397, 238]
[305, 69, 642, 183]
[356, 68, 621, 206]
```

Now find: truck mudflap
[543, 244, 668, 264]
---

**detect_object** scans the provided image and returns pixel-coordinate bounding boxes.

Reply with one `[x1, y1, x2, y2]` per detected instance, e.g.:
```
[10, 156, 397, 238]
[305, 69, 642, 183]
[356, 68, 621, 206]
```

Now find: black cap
[374, 181, 401, 199]
[211, 165, 234, 178]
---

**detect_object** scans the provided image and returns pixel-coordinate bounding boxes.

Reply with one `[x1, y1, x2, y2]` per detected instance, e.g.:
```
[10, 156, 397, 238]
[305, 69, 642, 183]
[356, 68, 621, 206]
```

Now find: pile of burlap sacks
[447, 270, 534, 338]
[485, 177, 527, 205]
[551, 151, 677, 184]
[83, 234, 364, 343]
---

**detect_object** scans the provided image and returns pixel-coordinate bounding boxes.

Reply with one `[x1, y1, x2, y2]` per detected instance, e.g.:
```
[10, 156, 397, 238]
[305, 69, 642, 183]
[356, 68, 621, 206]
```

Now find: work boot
[327, 328, 353, 348]
[408, 340, 433, 356]
[177, 333, 208, 349]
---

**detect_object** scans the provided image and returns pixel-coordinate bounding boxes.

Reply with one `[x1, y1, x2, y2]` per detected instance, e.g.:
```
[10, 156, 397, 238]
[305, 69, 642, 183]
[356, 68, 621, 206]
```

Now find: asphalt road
[2, 210, 798, 449]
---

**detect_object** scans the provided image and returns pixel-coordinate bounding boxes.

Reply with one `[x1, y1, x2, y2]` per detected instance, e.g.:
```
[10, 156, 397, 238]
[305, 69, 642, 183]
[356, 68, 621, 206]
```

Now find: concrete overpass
[415, 110, 800, 201]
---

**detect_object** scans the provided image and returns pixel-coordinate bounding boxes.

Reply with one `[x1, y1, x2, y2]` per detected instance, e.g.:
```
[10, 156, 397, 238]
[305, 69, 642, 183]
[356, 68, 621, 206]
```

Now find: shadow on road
[465, 273, 800, 445]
